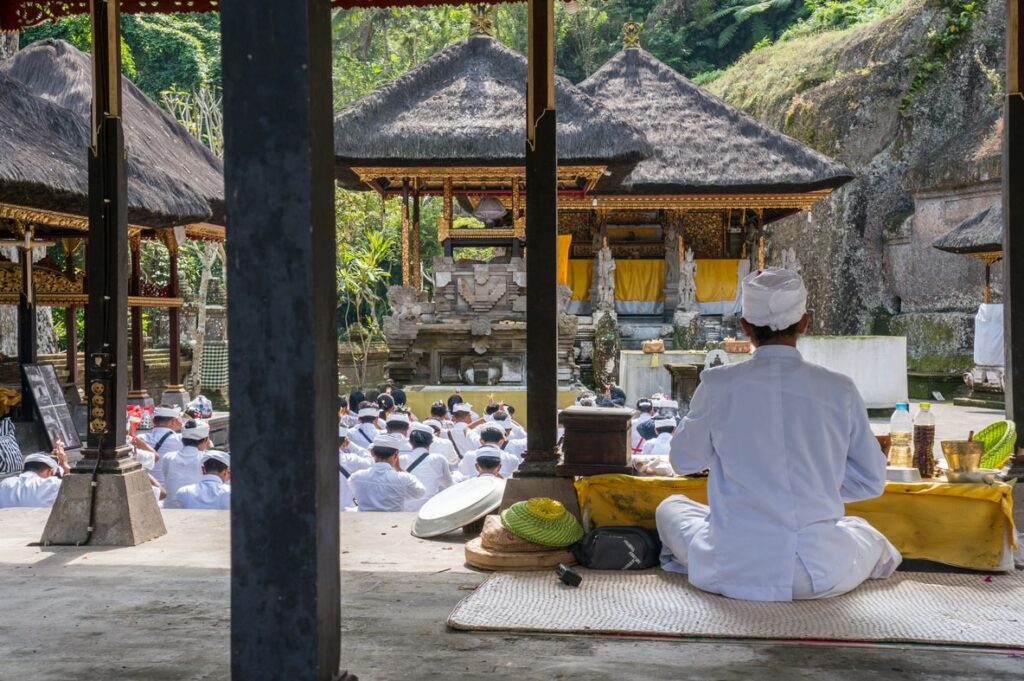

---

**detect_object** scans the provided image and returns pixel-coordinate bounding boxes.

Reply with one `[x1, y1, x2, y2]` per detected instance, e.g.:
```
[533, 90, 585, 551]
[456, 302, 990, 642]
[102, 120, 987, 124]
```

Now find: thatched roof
[334, 34, 652, 188]
[0, 69, 210, 228]
[933, 203, 1003, 255]
[578, 48, 854, 194]
[1, 40, 224, 225]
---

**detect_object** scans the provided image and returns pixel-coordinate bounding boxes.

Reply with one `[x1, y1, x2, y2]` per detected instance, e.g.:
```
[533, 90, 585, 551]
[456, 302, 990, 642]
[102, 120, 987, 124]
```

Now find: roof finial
[623, 20, 642, 49]
[470, 5, 494, 37]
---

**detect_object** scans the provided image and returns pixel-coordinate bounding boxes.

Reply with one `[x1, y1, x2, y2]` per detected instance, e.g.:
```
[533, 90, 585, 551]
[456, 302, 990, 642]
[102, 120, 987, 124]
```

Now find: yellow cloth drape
[695, 259, 741, 303]
[574, 475, 1016, 571]
[614, 260, 665, 302]
[556, 235, 572, 287]
[567, 260, 592, 301]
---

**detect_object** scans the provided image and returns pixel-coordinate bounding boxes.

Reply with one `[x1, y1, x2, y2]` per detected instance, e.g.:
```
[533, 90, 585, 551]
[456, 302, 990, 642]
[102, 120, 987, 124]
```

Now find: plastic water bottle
[889, 403, 913, 468]
[913, 402, 936, 478]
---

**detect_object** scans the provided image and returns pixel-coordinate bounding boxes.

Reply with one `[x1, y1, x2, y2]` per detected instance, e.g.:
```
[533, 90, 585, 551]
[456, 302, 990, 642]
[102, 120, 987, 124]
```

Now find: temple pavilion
[0, 40, 224, 413]
[335, 17, 853, 387]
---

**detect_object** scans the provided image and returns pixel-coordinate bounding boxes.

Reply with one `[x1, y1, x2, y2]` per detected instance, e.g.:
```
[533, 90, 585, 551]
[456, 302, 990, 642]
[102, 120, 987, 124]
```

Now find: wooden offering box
[557, 406, 635, 477]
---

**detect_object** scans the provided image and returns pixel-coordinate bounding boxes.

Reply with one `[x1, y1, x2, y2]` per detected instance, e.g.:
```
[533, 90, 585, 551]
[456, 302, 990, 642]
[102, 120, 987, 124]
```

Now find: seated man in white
[166, 450, 231, 510]
[159, 419, 210, 500]
[339, 427, 372, 511]
[0, 449, 68, 508]
[459, 424, 520, 479]
[399, 423, 454, 512]
[655, 268, 901, 602]
[349, 433, 426, 512]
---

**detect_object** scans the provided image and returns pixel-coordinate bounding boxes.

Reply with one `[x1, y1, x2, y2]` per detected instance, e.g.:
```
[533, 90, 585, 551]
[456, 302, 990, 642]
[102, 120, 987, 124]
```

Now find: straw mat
[448, 568, 1024, 649]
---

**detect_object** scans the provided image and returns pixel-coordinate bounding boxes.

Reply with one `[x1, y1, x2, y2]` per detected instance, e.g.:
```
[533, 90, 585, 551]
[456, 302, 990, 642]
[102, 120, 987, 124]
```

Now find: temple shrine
[335, 17, 853, 391]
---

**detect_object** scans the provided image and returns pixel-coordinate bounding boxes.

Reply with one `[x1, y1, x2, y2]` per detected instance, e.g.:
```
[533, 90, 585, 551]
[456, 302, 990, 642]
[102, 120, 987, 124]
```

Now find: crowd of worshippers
[338, 389, 528, 512]
[0, 404, 231, 511]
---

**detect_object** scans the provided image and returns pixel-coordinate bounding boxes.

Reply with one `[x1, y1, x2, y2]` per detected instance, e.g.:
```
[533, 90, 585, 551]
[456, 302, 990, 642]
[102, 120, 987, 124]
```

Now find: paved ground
[2, 507, 1023, 681]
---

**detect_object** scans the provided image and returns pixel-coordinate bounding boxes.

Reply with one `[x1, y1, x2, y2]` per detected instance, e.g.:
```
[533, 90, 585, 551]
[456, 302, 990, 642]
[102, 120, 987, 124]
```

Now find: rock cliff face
[710, 0, 1005, 375]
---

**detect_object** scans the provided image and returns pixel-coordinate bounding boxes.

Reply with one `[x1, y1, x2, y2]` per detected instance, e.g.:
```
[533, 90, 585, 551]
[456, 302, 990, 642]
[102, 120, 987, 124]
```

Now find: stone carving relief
[677, 247, 697, 313]
[594, 244, 616, 322]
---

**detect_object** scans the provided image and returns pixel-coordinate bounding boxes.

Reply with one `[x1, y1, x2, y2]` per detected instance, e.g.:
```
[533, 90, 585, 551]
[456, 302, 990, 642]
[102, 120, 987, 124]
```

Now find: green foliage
[899, 0, 985, 114]
[780, 0, 902, 40]
[21, 13, 220, 99]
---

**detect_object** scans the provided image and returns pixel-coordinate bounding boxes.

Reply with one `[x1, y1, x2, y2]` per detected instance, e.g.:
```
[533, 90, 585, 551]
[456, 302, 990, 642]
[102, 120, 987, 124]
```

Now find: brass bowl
[940, 440, 984, 473]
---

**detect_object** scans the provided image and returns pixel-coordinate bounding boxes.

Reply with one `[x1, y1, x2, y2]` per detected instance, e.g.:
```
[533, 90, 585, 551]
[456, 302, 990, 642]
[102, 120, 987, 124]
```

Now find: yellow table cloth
[566, 259, 593, 301]
[575, 475, 1016, 571]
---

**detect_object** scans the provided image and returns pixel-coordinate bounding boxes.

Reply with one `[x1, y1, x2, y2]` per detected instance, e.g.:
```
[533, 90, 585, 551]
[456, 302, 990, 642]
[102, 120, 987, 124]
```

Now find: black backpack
[571, 526, 662, 570]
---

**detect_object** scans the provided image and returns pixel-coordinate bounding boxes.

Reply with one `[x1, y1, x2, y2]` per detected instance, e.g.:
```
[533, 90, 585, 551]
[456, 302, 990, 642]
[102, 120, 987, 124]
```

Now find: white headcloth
[741, 267, 807, 331]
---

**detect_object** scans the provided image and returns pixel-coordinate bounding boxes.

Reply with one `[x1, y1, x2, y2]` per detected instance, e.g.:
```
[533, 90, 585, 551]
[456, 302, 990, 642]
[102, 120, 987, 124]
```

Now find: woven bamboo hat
[500, 498, 584, 548]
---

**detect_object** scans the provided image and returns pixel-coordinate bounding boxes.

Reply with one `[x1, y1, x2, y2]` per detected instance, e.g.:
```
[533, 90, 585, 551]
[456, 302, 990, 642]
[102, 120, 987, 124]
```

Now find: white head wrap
[422, 418, 443, 431]
[202, 450, 231, 467]
[371, 433, 405, 452]
[386, 412, 410, 425]
[23, 452, 58, 470]
[183, 420, 211, 440]
[408, 422, 433, 436]
[452, 403, 473, 415]
[741, 267, 808, 331]
[653, 418, 676, 430]
[153, 406, 181, 419]
[357, 407, 379, 418]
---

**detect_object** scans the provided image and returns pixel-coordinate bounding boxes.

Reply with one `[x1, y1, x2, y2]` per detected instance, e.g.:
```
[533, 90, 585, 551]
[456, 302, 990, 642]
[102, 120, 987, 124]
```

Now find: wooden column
[401, 178, 411, 286]
[16, 230, 37, 420]
[412, 184, 421, 289]
[523, 0, 559, 463]
[83, 0, 129, 456]
[222, 0, 341, 678]
[1004, 0, 1024, 472]
[756, 209, 766, 270]
[64, 241, 78, 387]
[167, 243, 182, 391]
[128, 235, 147, 399]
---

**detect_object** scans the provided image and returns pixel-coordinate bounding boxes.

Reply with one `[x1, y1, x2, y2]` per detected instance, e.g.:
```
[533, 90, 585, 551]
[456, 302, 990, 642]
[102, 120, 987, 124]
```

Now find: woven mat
[448, 568, 1024, 649]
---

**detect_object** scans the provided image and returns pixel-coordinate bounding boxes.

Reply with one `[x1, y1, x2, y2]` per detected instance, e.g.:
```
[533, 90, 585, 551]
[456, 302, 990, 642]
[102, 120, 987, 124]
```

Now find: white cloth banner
[974, 303, 1004, 366]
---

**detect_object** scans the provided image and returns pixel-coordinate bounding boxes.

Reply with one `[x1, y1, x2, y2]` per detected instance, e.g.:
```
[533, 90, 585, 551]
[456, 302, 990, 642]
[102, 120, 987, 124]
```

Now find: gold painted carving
[560, 191, 832, 211]
[623, 20, 642, 49]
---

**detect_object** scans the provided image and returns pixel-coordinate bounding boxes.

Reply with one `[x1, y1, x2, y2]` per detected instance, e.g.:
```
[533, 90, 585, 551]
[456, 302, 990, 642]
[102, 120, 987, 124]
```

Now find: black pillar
[83, 0, 128, 456]
[523, 0, 558, 462]
[17, 244, 36, 420]
[1004, 0, 1024, 471]
[221, 0, 340, 679]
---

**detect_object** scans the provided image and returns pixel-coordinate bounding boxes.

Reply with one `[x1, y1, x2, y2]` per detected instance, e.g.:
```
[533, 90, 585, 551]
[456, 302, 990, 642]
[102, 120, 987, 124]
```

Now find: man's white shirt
[0, 471, 61, 508]
[166, 474, 231, 510]
[139, 427, 183, 485]
[399, 447, 454, 511]
[339, 450, 372, 510]
[348, 422, 381, 450]
[447, 422, 479, 460]
[349, 461, 426, 511]
[159, 446, 204, 499]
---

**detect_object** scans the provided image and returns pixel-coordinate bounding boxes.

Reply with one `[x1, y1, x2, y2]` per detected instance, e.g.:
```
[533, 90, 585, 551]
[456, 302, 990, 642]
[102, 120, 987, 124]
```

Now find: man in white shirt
[384, 412, 413, 453]
[166, 450, 231, 510]
[139, 405, 183, 487]
[400, 423, 454, 511]
[631, 398, 654, 455]
[339, 428, 373, 511]
[349, 434, 426, 512]
[423, 419, 458, 470]
[0, 449, 68, 508]
[492, 412, 526, 458]
[348, 404, 382, 450]
[656, 268, 900, 602]
[448, 403, 480, 461]
[159, 419, 209, 500]
[459, 425, 520, 479]
[635, 418, 676, 476]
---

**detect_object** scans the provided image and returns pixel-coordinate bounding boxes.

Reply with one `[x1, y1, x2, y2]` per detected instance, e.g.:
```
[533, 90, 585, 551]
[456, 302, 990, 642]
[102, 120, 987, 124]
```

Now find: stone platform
[2, 507, 1022, 680]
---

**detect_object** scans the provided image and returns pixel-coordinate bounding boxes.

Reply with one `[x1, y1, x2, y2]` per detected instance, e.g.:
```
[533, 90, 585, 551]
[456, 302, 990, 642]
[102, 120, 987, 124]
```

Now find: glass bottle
[888, 403, 913, 468]
[913, 402, 936, 478]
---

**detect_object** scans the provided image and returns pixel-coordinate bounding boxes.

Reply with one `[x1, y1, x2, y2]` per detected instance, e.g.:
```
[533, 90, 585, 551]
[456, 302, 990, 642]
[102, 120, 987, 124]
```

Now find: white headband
[741, 267, 808, 331]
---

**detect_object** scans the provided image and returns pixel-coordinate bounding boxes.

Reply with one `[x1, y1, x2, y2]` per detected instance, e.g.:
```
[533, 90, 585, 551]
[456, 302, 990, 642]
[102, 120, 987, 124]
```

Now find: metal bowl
[940, 440, 984, 473]
[886, 466, 922, 483]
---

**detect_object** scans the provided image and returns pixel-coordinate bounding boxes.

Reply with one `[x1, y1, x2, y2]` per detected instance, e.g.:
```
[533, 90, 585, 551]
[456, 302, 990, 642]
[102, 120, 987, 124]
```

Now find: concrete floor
[2, 508, 1023, 681]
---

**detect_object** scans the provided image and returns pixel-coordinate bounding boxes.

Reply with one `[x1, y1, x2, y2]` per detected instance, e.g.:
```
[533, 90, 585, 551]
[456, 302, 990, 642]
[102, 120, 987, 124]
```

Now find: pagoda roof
[334, 34, 651, 189]
[578, 47, 854, 195]
[933, 203, 1003, 256]
[1, 40, 224, 226]
[0, 65, 211, 229]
